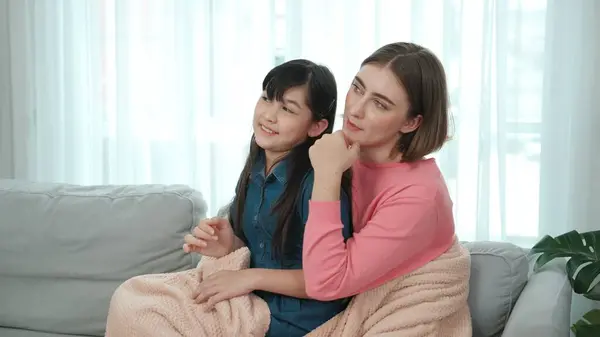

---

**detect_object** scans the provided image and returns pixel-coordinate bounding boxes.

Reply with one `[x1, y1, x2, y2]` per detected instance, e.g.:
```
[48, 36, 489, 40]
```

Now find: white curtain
[1, 0, 598, 247]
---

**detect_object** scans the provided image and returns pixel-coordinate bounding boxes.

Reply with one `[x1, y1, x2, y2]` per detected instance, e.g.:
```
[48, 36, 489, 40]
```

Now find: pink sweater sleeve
[302, 193, 439, 301]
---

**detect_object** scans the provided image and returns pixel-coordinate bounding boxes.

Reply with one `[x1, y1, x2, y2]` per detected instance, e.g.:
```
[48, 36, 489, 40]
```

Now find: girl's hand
[183, 217, 236, 258]
[309, 130, 360, 177]
[193, 270, 257, 309]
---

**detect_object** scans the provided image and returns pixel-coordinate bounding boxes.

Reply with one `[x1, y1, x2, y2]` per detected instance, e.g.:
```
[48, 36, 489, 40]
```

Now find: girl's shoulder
[296, 169, 315, 202]
[299, 169, 315, 186]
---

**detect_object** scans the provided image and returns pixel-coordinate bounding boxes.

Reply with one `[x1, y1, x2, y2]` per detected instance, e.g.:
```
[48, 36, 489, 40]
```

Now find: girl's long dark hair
[229, 59, 352, 260]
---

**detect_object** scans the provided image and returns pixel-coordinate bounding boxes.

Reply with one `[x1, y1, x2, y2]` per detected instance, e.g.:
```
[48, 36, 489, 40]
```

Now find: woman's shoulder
[352, 159, 454, 235]
[353, 158, 449, 204]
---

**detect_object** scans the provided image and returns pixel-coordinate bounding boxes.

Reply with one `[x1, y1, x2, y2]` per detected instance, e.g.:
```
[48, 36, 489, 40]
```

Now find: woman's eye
[374, 100, 387, 110]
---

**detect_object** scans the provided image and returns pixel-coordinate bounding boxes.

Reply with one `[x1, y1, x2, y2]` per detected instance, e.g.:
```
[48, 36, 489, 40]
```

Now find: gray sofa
[0, 179, 572, 337]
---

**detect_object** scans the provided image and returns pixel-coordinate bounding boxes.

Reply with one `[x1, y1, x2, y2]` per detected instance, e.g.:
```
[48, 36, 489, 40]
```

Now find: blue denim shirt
[237, 156, 352, 336]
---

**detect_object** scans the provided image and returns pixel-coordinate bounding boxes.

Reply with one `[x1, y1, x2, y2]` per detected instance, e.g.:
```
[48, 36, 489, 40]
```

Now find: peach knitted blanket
[307, 238, 472, 337]
[105, 238, 471, 337]
[104, 248, 270, 336]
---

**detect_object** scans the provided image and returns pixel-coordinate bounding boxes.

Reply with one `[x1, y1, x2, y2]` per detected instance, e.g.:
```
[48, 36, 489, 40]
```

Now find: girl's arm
[232, 235, 246, 251]
[303, 172, 452, 301]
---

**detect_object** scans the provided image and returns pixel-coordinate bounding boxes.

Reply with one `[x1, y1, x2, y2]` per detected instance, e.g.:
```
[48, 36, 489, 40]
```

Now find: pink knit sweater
[303, 158, 456, 300]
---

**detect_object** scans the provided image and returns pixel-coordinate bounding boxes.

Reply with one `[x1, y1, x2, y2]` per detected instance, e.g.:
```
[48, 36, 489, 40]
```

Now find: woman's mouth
[345, 119, 362, 132]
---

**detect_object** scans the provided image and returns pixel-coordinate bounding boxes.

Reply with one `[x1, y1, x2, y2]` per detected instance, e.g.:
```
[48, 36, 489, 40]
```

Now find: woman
[304, 42, 460, 299]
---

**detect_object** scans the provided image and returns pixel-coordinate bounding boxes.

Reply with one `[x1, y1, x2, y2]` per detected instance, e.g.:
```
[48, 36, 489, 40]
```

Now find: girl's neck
[263, 150, 288, 174]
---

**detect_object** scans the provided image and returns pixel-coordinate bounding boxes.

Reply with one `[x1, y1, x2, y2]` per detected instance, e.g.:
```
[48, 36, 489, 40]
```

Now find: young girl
[303, 42, 466, 310]
[183, 59, 353, 337]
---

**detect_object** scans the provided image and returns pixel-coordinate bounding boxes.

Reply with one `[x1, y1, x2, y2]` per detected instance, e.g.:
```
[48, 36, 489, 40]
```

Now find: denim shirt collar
[250, 151, 288, 183]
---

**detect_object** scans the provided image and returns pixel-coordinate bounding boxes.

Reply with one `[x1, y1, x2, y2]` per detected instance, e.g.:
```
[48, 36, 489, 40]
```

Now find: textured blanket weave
[306, 238, 472, 337]
[104, 247, 270, 336]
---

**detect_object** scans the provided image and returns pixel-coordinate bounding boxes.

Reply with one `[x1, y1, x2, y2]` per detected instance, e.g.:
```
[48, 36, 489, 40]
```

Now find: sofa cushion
[463, 241, 529, 337]
[0, 180, 207, 337]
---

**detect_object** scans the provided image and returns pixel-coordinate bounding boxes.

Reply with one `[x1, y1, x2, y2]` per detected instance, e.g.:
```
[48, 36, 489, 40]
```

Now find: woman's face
[342, 64, 421, 158]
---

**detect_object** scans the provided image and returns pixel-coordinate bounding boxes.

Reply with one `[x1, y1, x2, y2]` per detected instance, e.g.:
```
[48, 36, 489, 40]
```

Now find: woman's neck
[359, 143, 402, 164]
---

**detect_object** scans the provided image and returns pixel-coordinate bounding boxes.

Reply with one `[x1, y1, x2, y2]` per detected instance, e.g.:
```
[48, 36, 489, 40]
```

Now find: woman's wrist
[312, 172, 342, 202]
[314, 167, 344, 181]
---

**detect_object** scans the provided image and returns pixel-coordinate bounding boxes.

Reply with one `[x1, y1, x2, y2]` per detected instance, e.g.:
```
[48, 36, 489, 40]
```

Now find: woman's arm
[303, 172, 449, 301]
[245, 269, 310, 298]
[243, 171, 352, 300]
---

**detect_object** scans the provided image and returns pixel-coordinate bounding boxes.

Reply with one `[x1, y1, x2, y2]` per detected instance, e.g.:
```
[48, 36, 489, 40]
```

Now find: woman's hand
[309, 130, 360, 177]
[183, 217, 237, 258]
[193, 270, 257, 309]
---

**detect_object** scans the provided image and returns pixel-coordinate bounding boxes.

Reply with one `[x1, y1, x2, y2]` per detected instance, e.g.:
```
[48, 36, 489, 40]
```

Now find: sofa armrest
[501, 259, 572, 337]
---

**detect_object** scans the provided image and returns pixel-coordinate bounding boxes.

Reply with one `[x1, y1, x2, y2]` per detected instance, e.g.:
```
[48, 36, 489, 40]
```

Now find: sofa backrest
[0, 180, 207, 337]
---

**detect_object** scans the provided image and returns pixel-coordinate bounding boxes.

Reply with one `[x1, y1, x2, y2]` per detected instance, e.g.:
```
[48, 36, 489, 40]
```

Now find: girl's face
[253, 85, 328, 160]
[342, 64, 422, 160]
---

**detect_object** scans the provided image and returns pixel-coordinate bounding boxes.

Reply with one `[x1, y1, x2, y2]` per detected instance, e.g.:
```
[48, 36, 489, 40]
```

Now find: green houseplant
[529, 230, 600, 337]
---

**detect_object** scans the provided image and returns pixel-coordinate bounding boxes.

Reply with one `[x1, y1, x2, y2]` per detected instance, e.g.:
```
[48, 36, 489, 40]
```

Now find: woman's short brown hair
[362, 42, 450, 162]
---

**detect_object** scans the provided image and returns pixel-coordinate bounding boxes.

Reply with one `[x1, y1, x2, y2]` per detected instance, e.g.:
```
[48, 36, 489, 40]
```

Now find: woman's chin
[342, 128, 360, 144]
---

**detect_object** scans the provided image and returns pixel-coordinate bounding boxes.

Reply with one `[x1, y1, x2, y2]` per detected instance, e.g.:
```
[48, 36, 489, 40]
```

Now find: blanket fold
[105, 238, 471, 337]
[104, 247, 270, 337]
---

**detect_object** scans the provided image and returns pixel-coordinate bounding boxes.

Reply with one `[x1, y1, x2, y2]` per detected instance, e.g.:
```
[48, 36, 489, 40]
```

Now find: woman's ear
[399, 114, 423, 134]
[308, 119, 329, 137]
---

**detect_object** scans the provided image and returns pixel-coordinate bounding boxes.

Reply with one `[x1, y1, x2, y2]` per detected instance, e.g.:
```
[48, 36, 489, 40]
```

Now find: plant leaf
[584, 284, 600, 301]
[582, 309, 600, 324]
[530, 230, 600, 271]
[531, 231, 586, 254]
[571, 325, 600, 337]
[571, 309, 600, 337]
[566, 257, 600, 294]
[532, 251, 571, 272]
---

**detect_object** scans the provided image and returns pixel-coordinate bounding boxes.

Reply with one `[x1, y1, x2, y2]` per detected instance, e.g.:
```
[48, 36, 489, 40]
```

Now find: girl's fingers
[194, 284, 215, 303]
[184, 234, 206, 248]
[193, 226, 217, 241]
[197, 222, 219, 240]
[183, 243, 204, 254]
[206, 291, 229, 310]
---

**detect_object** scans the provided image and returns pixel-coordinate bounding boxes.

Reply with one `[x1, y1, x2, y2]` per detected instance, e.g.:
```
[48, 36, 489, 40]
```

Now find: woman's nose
[347, 98, 366, 118]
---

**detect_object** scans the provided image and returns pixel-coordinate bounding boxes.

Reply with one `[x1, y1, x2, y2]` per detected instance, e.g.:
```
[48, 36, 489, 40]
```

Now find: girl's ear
[307, 119, 329, 137]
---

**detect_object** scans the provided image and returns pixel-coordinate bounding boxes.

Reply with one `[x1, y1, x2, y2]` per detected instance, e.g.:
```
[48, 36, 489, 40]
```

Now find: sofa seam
[0, 188, 194, 200]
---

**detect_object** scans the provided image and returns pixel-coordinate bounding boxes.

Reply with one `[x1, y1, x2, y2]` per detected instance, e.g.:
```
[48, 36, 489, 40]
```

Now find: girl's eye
[282, 106, 295, 114]
[261, 96, 270, 102]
